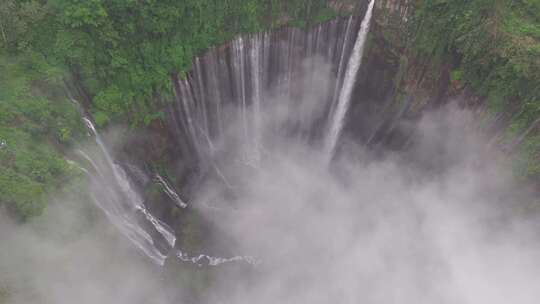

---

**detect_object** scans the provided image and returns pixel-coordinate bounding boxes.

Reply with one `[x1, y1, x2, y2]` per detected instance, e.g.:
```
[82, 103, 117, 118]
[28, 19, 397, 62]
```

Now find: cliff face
[344, 0, 496, 151]
[340, 0, 418, 149]
[358, 0, 540, 186]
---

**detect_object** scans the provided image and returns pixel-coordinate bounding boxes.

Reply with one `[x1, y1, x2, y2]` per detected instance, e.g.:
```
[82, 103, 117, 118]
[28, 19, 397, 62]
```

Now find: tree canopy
[0, 0, 352, 219]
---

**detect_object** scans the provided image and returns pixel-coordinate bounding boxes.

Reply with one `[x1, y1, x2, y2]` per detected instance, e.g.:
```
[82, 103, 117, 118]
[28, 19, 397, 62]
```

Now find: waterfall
[250, 32, 265, 161]
[79, 117, 176, 266]
[166, 16, 362, 167]
[78, 114, 257, 267]
[324, 0, 375, 159]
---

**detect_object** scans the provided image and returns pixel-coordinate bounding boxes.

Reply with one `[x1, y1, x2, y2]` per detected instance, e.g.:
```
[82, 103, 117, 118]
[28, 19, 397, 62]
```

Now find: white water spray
[176, 250, 259, 267]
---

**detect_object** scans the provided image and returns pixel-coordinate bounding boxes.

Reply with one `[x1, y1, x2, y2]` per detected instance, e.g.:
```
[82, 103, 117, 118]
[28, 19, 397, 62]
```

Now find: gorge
[1, 0, 540, 303]
[76, 0, 377, 268]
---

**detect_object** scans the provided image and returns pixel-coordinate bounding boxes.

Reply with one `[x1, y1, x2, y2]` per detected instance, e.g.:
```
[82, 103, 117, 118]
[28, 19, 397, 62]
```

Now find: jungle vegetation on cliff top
[0, 0, 538, 219]
[411, 0, 540, 179]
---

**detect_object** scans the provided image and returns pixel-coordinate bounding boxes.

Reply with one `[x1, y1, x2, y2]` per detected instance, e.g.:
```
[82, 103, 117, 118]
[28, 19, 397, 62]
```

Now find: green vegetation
[1, 0, 352, 127]
[0, 0, 352, 219]
[0, 52, 85, 219]
[411, 0, 540, 179]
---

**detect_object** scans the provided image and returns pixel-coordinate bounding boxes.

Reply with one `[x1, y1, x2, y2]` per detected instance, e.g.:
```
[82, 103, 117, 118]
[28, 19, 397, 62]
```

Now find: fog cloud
[1, 58, 540, 304]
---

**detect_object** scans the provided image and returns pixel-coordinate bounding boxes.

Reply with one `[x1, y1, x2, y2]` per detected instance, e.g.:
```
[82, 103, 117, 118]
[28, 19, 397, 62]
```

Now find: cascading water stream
[176, 250, 259, 267]
[324, 0, 375, 160]
[155, 174, 188, 209]
[77, 111, 257, 267]
[79, 116, 176, 265]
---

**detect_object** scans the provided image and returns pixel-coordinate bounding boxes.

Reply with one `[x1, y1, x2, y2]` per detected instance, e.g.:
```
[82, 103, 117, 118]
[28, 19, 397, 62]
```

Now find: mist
[194, 99, 540, 303]
[1, 56, 540, 304]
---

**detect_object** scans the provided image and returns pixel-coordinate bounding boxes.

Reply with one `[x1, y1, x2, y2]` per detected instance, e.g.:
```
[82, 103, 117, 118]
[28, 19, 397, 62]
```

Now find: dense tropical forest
[0, 0, 538, 219]
[0, 0, 354, 219]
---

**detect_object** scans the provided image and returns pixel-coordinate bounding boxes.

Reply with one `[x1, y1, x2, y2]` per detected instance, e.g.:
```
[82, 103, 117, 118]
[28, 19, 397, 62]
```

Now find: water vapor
[1, 25, 540, 304]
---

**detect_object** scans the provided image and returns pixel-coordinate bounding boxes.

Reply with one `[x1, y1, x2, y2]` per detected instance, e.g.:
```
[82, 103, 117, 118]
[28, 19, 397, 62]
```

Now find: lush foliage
[0, 51, 84, 219]
[1, 0, 351, 127]
[411, 0, 540, 179]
